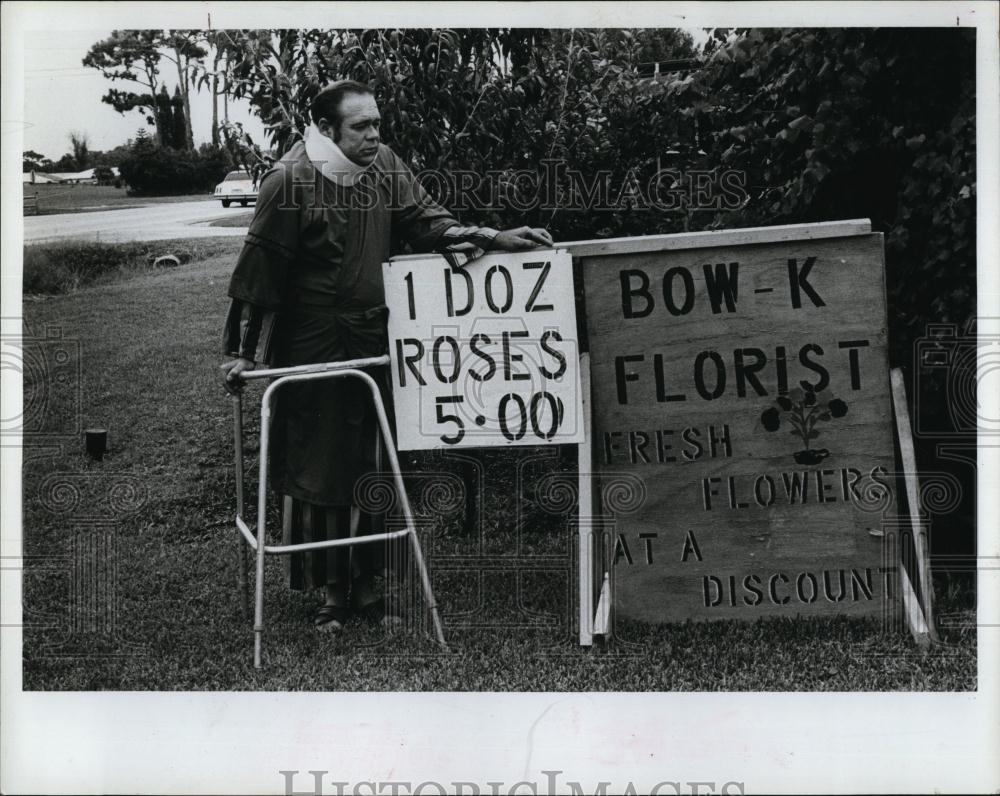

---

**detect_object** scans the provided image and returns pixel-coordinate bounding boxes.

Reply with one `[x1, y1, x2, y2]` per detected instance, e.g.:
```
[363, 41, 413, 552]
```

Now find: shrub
[93, 165, 115, 186]
[119, 139, 233, 196]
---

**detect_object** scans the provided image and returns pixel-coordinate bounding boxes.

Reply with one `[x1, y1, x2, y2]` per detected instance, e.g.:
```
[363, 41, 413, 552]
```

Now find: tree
[92, 142, 134, 169]
[132, 128, 153, 149]
[212, 28, 693, 237]
[22, 150, 52, 172]
[68, 131, 91, 170]
[52, 153, 78, 172]
[160, 30, 207, 149]
[83, 30, 164, 145]
[662, 28, 975, 370]
[93, 165, 116, 185]
[154, 85, 175, 146]
[210, 37, 221, 146]
[85, 29, 208, 150]
[199, 30, 232, 146]
[635, 27, 698, 63]
[171, 86, 187, 150]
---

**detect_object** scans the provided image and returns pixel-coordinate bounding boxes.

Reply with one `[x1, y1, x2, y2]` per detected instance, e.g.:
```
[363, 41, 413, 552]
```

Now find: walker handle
[237, 355, 391, 381]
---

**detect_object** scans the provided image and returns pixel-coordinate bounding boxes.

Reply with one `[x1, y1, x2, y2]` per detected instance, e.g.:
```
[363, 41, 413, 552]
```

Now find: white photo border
[2, 2, 998, 794]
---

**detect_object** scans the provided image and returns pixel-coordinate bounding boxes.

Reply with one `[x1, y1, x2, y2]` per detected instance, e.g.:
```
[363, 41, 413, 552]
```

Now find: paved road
[23, 200, 252, 244]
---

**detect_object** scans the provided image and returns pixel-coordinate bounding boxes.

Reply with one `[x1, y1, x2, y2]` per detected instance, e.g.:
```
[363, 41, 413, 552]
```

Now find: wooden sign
[581, 222, 897, 623]
[383, 249, 584, 451]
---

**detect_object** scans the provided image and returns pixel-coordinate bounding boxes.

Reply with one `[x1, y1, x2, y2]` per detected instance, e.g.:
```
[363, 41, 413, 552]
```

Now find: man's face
[319, 93, 381, 166]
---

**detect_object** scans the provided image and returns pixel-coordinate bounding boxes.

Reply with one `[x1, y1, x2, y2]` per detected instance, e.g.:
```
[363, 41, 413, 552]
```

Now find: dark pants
[270, 303, 405, 593]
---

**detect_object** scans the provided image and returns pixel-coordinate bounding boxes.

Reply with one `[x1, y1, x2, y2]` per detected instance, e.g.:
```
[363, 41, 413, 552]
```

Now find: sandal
[313, 604, 351, 633]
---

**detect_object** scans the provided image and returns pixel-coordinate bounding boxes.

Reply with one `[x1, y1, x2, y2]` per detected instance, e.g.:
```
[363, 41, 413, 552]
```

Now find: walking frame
[230, 355, 447, 669]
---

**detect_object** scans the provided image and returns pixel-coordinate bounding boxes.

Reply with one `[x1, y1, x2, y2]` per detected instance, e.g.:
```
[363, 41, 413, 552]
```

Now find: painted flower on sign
[759, 388, 850, 465]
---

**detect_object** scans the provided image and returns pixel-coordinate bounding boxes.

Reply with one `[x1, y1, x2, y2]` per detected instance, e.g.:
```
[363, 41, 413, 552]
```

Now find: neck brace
[303, 122, 374, 186]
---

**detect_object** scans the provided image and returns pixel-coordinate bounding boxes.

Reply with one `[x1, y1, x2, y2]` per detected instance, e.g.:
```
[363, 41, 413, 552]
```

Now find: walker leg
[407, 525, 447, 648]
[364, 376, 447, 648]
[254, 378, 276, 670]
[253, 467, 267, 668]
[233, 394, 250, 620]
[254, 537, 265, 669]
[240, 544, 250, 621]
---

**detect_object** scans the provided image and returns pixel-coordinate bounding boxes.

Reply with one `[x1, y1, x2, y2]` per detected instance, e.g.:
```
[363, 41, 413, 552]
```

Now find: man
[220, 80, 552, 634]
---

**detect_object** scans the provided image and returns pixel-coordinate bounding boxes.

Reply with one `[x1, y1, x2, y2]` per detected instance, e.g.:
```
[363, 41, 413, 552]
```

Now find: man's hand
[491, 226, 554, 251]
[220, 357, 255, 395]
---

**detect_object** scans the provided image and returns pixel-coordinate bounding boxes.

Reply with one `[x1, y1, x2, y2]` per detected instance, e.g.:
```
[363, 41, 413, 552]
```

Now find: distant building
[22, 171, 62, 185]
[23, 167, 120, 185]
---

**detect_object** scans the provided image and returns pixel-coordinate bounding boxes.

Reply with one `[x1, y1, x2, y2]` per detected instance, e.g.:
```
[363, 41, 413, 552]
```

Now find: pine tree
[171, 87, 187, 150]
[155, 85, 174, 147]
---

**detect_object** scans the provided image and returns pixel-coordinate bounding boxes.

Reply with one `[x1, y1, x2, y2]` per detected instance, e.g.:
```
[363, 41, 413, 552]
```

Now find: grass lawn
[22, 183, 216, 215]
[20, 241, 977, 691]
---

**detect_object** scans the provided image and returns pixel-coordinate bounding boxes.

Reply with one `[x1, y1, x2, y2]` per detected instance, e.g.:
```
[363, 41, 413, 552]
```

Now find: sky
[21, 29, 266, 160]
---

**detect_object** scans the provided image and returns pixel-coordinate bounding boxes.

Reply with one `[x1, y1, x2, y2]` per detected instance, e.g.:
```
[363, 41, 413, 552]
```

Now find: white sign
[383, 249, 584, 451]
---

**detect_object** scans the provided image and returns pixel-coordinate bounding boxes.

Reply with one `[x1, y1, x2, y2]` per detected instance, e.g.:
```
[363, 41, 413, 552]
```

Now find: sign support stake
[890, 367, 940, 643]
[899, 561, 932, 647]
[578, 353, 595, 646]
[593, 573, 611, 638]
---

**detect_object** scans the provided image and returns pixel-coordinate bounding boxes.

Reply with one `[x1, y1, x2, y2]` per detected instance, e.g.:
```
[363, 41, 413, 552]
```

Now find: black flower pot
[793, 448, 829, 465]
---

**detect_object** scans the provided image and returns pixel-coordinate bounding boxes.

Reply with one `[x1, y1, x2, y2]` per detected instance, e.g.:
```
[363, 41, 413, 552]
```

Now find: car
[214, 170, 258, 207]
